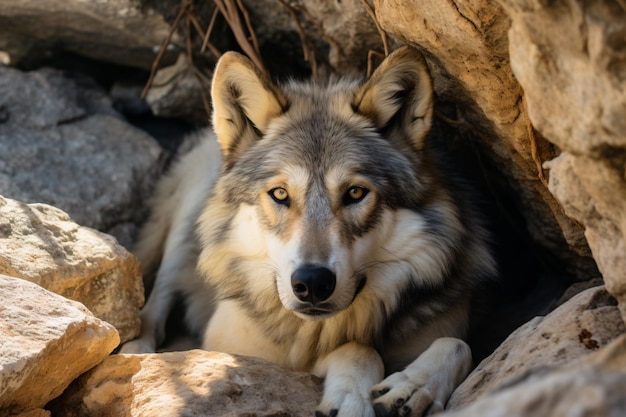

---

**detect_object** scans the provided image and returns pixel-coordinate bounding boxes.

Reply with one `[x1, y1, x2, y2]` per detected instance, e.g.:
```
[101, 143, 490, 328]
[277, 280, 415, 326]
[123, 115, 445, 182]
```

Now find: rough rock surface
[0, 65, 164, 247]
[238, 0, 387, 78]
[0, 274, 119, 417]
[498, 0, 626, 321]
[290, 0, 388, 76]
[146, 54, 211, 125]
[0, 0, 176, 69]
[50, 350, 323, 417]
[12, 410, 50, 417]
[443, 334, 626, 417]
[450, 286, 625, 408]
[0, 196, 143, 343]
[373, 0, 597, 278]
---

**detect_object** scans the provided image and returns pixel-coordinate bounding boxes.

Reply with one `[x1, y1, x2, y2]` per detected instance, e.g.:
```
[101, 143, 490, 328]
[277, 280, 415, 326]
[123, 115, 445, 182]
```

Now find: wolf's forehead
[280, 79, 364, 123]
[276, 162, 362, 191]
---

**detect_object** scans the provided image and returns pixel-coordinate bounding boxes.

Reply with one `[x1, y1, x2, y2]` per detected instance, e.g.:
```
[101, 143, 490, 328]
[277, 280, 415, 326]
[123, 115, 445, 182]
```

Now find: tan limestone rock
[449, 286, 625, 408]
[498, 0, 626, 321]
[0, 196, 143, 343]
[50, 350, 323, 417]
[12, 410, 50, 417]
[444, 334, 626, 417]
[0, 275, 119, 417]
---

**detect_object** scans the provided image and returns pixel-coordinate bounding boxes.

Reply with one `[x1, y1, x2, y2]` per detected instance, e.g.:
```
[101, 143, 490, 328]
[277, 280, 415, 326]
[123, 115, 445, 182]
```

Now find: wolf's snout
[291, 266, 336, 304]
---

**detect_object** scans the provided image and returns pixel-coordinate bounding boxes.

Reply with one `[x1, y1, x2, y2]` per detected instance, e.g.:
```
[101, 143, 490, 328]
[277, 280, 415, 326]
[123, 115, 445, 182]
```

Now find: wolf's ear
[353, 46, 433, 149]
[211, 52, 287, 158]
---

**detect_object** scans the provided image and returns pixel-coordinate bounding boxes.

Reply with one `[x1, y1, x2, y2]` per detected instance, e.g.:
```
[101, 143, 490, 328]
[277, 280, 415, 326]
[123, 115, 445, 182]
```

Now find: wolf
[121, 46, 497, 417]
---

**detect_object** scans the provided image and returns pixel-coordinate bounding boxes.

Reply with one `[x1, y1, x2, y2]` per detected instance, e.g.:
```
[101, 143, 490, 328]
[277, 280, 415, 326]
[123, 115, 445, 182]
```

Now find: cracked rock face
[0, 275, 120, 417]
[449, 286, 626, 408]
[0, 196, 143, 343]
[0, 65, 164, 248]
[496, 0, 626, 322]
[49, 350, 324, 417]
[0, 0, 175, 69]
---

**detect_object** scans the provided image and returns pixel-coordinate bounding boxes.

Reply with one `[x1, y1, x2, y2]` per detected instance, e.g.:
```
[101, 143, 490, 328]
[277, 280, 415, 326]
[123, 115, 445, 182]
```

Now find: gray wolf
[121, 46, 497, 417]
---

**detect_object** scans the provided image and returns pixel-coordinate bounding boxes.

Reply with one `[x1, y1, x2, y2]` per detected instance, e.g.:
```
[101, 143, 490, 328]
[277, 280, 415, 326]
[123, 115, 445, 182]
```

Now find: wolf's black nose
[291, 266, 336, 304]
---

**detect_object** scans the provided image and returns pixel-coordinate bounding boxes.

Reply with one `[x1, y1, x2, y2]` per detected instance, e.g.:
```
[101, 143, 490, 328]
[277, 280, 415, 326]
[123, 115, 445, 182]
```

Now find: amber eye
[343, 186, 369, 206]
[269, 187, 290, 206]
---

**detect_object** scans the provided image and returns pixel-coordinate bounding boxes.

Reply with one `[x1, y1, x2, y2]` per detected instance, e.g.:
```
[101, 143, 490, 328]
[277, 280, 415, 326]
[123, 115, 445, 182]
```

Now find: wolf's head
[199, 47, 451, 321]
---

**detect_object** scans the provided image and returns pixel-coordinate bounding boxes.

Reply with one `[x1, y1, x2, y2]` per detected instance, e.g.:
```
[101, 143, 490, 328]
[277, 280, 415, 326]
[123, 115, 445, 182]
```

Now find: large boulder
[443, 334, 626, 417]
[0, 275, 119, 417]
[50, 350, 323, 417]
[0, 0, 176, 69]
[497, 0, 626, 321]
[0, 196, 143, 343]
[450, 286, 626, 408]
[0, 65, 164, 247]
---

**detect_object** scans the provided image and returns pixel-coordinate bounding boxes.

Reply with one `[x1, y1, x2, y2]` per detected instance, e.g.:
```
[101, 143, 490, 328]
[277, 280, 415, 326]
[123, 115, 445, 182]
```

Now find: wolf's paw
[369, 338, 472, 417]
[118, 337, 157, 354]
[370, 372, 442, 417]
[316, 389, 375, 417]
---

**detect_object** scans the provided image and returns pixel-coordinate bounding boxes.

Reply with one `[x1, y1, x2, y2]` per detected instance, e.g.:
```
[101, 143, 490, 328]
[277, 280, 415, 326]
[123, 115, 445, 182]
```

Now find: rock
[374, 0, 598, 278]
[498, 0, 626, 321]
[0, 275, 119, 417]
[442, 334, 626, 417]
[449, 286, 625, 408]
[0, 196, 143, 343]
[12, 410, 50, 417]
[0, 0, 176, 69]
[145, 54, 211, 125]
[49, 350, 323, 417]
[0, 65, 164, 246]
[289, 0, 389, 76]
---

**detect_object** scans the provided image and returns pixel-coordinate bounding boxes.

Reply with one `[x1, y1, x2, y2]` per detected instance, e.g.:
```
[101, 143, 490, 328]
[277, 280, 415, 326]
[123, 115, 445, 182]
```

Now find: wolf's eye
[269, 187, 290, 206]
[343, 186, 369, 206]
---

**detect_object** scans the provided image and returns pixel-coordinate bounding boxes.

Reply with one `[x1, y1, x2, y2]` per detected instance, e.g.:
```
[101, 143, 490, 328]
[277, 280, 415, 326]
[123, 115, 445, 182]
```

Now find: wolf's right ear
[353, 46, 433, 150]
[211, 52, 287, 159]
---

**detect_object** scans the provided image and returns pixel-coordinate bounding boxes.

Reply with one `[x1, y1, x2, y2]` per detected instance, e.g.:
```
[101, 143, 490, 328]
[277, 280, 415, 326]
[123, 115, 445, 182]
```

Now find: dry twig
[277, 0, 319, 78]
[141, 0, 190, 98]
[213, 0, 265, 72]
[200, 7, 221, 57]
[359, 0, 389, 77]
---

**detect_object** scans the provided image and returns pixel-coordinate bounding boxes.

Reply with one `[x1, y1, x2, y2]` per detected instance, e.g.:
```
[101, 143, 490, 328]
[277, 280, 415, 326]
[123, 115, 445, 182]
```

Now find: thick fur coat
[122, 47, 497, 417]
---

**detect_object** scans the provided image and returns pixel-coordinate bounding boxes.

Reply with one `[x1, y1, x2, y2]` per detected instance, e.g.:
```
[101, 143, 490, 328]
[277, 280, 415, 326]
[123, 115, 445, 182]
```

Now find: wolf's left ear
[211, 52, 287, 159]
[353, 46, 433, 149]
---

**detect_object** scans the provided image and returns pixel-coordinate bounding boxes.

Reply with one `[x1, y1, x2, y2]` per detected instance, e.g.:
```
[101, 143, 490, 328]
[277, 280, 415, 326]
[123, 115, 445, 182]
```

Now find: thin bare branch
[141, 0, 189, 98]
[277, 0, 319, 78]
[235, 0, 261, 58]
[200, 7, 221, 57]
[289, 2, 343, 59]
[360, 0, 389, 56]
[214, 0, 266, 73]
[366, 50, 385, 78]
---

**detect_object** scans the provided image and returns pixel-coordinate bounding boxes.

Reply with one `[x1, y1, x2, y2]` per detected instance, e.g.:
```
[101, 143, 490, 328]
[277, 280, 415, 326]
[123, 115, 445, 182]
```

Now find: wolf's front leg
[370, 337, 472, 417]
[313, 342, 384, 417]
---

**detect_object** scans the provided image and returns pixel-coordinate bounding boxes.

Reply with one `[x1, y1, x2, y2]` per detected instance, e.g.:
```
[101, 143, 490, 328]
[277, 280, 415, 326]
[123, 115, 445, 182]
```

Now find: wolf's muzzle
[291, 265, 336, 305]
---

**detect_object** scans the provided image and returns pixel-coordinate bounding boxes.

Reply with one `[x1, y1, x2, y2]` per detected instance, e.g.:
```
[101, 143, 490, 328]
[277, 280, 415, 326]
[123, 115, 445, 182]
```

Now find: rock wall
[498, 0, 626, 320]
[0, 275, 119, 416]
[0, 65, 165, 248]
[0, 197, 143, 343]
[0, 0, 176, 69]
